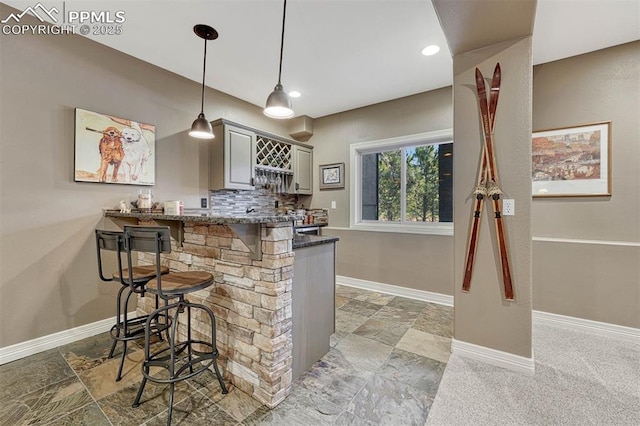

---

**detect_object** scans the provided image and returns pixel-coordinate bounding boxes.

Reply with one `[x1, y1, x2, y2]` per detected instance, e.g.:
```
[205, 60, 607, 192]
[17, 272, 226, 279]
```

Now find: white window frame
[349, 129, 454, 236]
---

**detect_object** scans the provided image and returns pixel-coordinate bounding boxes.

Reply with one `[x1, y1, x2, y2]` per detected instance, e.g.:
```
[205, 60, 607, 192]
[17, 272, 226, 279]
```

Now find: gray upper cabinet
[290, 145, 313, 195]
[210, 122, 256, 190]
[209, 119, 312, 193]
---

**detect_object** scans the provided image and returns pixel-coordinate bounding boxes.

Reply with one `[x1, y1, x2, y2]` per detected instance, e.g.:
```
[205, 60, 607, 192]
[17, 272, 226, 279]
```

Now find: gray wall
[0, 4, 290, 348]
[312, 42, 639, 330]
[312, 87, 454, 228]
[311, 88, 454, 294]
[531, 41, 639, 328]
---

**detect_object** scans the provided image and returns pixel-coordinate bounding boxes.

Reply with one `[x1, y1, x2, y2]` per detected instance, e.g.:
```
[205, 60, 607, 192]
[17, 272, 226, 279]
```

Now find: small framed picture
[319, 162, 345, 190]
[532, 121, 611, 197]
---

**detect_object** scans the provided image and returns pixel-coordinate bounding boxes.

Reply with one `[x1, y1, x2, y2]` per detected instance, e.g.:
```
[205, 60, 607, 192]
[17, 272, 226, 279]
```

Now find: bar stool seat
[123, 226, 227, 425]
[146, 271, 214, 295]
[113, 265, 170, 283]
[95, 230, 171, 382]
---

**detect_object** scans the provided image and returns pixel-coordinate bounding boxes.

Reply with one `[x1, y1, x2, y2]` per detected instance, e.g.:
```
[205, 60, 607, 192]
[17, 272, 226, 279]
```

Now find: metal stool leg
[132, 311, 154, 408]
[154, 294, 165, 342]
[201, 303, 228, 394]
[112, 285, 130, 381]
[213, 360, 228, 394]
[132, 376, 147, 408]
[109, 283, 158, 381]
[115, 341, 127, 382]
[115, 286, 138, 381]
[187, 304, 194, 374]
[108, 333, 118, 359]
[109, 285, 128, 359]
[166, 382, 175, 426]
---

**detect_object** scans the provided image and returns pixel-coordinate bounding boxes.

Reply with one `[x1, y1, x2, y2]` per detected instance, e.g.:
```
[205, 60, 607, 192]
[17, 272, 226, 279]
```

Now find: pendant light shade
[190, 113, 214, 139]
[264, 0, 294, 119]
[265, 83, 294, 119]
[189, 24, 218, 139]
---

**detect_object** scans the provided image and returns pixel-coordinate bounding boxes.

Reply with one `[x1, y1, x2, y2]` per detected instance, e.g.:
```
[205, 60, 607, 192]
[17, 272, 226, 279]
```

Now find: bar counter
[105, 211, 302, 408]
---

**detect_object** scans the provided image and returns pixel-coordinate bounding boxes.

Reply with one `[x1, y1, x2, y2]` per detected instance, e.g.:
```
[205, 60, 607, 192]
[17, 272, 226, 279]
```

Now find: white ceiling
[4, 0, 639, 118]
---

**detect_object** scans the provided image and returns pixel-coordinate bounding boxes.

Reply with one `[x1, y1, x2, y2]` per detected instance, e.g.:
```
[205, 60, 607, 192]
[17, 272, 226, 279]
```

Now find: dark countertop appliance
[293, 223, 326, 236]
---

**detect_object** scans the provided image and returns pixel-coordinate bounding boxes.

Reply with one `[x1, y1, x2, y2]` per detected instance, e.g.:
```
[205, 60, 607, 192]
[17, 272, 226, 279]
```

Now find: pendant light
[189, 24, 218, 139]
[264, 0, 294, 119]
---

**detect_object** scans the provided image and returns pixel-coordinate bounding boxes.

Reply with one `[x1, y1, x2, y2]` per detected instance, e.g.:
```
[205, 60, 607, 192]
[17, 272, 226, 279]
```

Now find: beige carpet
[426, 323, 640, 425]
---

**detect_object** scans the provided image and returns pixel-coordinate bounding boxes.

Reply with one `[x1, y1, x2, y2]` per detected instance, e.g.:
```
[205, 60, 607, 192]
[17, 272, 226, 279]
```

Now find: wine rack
[256, 135, 292, 172]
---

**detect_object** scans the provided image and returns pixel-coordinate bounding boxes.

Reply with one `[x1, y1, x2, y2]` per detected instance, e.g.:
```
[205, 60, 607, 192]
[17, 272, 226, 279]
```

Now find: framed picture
[532, 121, 611, 197]
[319, 162, 345, 190]
[74, 108, 156, 185]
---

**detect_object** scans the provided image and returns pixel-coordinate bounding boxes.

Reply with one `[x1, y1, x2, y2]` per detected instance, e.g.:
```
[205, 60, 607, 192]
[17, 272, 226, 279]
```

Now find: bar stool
[95, 229, 170, 381]
[123, 226, 227, 425]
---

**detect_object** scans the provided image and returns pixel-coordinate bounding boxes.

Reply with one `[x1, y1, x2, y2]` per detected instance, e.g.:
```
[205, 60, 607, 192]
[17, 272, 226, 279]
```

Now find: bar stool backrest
[95, 229, 124, 283]
[123, 226, 172, 298]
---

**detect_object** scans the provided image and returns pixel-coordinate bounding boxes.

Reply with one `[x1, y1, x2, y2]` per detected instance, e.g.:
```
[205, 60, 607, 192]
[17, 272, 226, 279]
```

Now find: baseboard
[532, 236, 640, 247]
[533, 310, 640, 344]
[0, 312, 136, 366]
[451, 338, 536, 375]
[336, 275, 640, 343]
[336, 275, 453, 306]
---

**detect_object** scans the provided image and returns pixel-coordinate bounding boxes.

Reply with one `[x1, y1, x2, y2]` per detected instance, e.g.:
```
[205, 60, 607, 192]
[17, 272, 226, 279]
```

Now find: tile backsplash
[209, 189, 300, 215]
[208, 189, 328, 224]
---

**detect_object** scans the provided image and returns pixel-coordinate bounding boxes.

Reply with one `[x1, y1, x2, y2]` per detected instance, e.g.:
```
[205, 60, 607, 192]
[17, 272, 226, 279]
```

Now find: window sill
[350, 222, 453, 236]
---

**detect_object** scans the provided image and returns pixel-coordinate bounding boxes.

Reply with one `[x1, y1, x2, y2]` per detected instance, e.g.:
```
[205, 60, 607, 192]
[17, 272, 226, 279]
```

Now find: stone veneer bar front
[105, 211, 297, 408]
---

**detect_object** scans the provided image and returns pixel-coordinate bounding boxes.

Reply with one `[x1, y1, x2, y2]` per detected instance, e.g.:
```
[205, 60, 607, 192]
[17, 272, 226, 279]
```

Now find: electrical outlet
[503, 199, 515, 216]
[200, 198, 208, 208]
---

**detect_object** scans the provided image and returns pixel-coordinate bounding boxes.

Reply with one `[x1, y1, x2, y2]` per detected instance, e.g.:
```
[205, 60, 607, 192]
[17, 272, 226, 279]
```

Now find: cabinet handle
[295, 182, 299, 191]
[251, 177, 255, 186]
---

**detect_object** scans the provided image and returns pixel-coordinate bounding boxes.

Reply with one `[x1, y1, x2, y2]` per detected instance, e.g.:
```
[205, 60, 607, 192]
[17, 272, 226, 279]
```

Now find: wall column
[452, 37, 534, 364]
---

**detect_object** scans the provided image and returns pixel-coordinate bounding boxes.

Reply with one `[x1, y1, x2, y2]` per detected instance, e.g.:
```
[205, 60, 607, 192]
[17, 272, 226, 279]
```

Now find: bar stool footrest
[143, 340, 220, 384]
[110, 314, 172, 343]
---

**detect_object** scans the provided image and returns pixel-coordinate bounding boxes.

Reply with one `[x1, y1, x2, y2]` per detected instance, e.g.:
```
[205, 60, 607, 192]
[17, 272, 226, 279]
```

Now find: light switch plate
[331, 201, 337, 209]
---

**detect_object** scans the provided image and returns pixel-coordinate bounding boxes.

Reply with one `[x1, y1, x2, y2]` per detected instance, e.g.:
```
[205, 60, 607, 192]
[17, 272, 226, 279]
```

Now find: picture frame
[74, 108, 156, 186]
[319, 162, 345, 190]
[532, 121, 611, 197]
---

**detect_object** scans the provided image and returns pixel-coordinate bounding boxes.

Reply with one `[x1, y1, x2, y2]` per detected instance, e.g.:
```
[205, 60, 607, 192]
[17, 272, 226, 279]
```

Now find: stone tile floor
[0, 285, 453, 425]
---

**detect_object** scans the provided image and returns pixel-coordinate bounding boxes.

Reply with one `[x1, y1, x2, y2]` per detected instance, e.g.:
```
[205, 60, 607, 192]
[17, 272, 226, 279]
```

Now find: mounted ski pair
[461, 63, 514, 301]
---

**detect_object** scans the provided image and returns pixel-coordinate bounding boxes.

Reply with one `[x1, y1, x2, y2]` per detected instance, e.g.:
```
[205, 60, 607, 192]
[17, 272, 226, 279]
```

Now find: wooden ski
[462, 63, 514, 301]
[479, 64, 514, 300]
[462, 64, 501, 293]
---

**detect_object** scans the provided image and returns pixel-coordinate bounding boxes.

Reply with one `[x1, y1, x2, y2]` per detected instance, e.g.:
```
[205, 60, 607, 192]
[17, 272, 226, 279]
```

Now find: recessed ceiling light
[421, 45, 440, 56]
[289, 91, 301, 98]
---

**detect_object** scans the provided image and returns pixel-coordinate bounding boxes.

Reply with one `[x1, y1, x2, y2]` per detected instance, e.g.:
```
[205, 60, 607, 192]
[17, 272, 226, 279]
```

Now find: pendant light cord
[200, 37, 208, 114]
[277, 0, 287, 84]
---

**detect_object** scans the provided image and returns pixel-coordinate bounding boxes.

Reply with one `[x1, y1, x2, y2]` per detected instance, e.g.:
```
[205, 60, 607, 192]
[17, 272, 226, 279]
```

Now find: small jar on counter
[137, 189, 153, 211]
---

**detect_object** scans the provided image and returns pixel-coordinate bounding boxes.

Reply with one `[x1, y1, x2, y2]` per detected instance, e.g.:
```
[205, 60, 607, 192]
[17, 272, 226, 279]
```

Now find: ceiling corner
[432, 0, 537, 57]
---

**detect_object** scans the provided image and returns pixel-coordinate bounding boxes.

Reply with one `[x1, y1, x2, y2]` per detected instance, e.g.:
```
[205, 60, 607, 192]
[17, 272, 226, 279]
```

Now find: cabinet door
[292, 242, 335, 379]
[290, 145, 313, 195]
[223, 125, 255, 190]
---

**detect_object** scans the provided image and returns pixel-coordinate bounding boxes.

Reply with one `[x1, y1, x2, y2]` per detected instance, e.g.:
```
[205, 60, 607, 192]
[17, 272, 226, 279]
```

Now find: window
[350, 130, 453, 235]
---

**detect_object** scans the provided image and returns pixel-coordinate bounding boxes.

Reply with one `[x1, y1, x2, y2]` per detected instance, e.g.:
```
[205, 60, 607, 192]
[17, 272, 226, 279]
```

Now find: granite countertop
[293, 234, 339, 249]
[104, 210, 301, 224]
